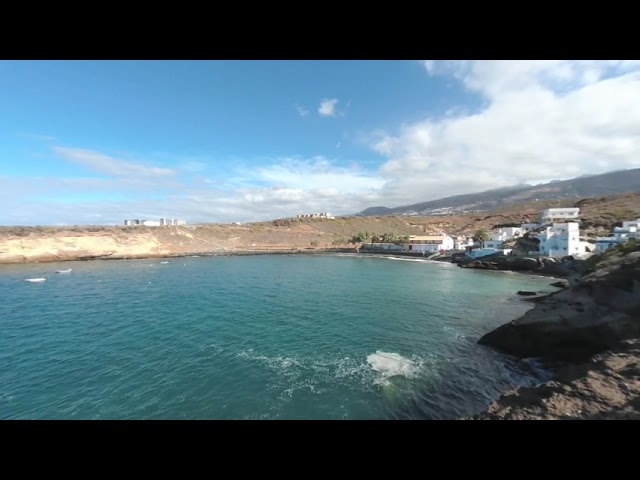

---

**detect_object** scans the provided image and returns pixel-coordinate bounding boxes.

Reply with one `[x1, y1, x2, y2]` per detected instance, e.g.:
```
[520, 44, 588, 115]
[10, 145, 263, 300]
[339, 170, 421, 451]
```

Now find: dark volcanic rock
[478, 251, 640, 362]
[468, 339, 640, 420]
[517, 291, 537, 296]
[550, 279, 571, 289]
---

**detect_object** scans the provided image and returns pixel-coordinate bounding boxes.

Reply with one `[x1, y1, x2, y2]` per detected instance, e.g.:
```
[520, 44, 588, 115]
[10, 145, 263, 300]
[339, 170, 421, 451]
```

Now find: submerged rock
[550, 279, 570, 289]
[517, 291, 537, 296]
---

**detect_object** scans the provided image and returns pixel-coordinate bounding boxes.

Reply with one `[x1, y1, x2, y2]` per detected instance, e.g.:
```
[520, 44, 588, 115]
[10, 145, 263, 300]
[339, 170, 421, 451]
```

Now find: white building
[479, 227, 522, 250]
[539, 208, 580, 225]
[466, 248, 513, 259]
[454, 236, 474, 250]
[125, 218, 183, 227]
[613, 225, 638, 241]
[160, 218, 187, 226]
[622, 218, 640, 231]
[537, 222, 584, 257]
[594, 238, 623, 252]
[405, 235, 455, 253]
[297, 212, 335, 219]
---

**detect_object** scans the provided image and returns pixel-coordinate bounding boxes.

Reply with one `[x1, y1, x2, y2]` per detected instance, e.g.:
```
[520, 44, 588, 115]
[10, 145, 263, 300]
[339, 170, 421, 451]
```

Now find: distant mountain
[357, 167, 640, 217]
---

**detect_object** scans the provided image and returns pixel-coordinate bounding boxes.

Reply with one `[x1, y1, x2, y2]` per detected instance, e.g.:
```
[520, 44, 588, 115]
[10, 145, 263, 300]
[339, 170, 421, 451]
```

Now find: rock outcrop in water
[471, 242, 640, 419]
[458, 254, 578, 278]
[479, 250, 640, 362]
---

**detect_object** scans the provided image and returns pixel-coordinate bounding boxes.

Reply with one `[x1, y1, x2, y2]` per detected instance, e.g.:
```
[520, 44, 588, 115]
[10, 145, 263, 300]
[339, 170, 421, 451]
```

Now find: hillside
[358, 167, 640, 216]
[1, 191, 639, 265]
[0, 217, 426, 264]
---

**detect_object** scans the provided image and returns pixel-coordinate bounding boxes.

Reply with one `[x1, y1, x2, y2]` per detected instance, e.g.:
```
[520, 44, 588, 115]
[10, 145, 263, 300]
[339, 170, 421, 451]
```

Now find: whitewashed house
[482, 227, 522, 249]
[454, 236, 474, 250]
[622, 219, 640, 232]
[539, 208, 580, 225]
[405, 235, 454, 253]
[537, 222, 584, 257]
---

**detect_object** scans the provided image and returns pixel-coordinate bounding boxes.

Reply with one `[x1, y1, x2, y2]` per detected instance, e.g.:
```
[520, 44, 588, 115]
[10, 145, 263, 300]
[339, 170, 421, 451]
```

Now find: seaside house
[454, 236, 474, 250]
[537, 222, 583, 257]
[594, 220, 639, 252]
[404, 235, 454, 253]
[539, 208, 580, 225]
[482, 227, 522, 249]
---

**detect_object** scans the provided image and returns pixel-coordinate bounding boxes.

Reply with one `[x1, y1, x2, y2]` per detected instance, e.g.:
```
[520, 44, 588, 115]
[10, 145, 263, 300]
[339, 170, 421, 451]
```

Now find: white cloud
[52, 146, 176, 177]
[368, 60, 640, 205]
[6, 62, 640, 226]
[0, 155, 387, 225]
[318, 98, 339, 117]
[295, 105, 309, 117]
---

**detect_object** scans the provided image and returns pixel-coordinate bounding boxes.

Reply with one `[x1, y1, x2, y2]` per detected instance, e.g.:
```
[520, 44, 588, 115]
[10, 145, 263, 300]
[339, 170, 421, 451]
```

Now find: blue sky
[1, 60, 640, 225]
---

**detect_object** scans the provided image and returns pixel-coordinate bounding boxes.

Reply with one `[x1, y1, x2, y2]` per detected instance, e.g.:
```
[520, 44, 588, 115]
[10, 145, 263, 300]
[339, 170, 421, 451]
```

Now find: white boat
[56, 269, 72, 274]
[160, 261, 170, 264]
[25, 277, 46, 283]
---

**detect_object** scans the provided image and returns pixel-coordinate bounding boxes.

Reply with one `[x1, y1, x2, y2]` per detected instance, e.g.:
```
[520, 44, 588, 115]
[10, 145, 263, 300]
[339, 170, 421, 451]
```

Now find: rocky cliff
[471, 339, 640, 419]
[470, 242, 640, 419]
[478, 248, 640, 362]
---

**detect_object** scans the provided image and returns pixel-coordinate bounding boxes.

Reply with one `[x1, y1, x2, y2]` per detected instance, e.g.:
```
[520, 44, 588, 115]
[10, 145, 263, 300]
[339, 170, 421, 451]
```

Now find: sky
[1, 60, 640, 226]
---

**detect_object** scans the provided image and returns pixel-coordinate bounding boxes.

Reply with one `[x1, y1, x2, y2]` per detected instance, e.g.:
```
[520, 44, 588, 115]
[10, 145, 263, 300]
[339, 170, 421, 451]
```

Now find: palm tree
[473, 228, 490, 245]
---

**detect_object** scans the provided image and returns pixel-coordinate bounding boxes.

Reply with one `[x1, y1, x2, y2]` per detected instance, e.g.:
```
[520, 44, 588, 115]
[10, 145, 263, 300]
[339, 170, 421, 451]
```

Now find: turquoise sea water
[0, 255, 558, 420]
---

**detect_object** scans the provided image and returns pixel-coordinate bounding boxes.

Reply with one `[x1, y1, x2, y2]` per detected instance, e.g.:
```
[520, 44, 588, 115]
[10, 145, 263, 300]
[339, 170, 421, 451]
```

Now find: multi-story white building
[160, 218, 187, 226]
[539, 208, 580, 225]
[125, 218, 185, 227]
[537, 222, 582, 257]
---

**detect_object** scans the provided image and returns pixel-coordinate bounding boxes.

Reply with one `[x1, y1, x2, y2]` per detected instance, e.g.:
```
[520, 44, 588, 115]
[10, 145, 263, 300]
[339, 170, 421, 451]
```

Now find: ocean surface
[0, 255, 558, 420]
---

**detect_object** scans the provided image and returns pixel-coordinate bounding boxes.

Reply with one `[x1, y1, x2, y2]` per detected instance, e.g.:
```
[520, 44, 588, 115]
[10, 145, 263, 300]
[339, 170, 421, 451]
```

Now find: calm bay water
[0, 255, 557, 420]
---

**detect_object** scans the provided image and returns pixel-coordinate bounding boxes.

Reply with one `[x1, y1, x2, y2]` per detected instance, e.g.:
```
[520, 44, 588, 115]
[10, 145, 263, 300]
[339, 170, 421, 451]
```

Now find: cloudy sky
[1, 60, 639, 225]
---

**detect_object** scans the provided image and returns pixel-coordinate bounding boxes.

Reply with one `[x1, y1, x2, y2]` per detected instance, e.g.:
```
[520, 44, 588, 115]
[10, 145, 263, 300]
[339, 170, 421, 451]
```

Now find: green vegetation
[473, 228, 490, 243]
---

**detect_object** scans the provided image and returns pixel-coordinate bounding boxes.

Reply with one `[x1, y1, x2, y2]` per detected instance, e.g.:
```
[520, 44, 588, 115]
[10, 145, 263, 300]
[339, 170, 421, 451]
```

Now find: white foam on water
[367, 351, 420, 380]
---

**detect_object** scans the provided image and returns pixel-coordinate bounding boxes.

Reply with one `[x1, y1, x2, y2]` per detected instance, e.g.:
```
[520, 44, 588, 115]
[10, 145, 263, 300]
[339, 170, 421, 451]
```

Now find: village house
[594, 219, 639, 252]
[453, 236, 474, 250]
[539, 208, 580, 225]
[405, 234, 455, 253]
[482, 227, 522, 249]
[536, 222, 588, 257]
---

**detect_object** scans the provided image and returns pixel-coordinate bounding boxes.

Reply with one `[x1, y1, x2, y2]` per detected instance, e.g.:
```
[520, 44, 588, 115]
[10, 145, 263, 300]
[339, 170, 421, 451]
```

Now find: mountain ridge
[358, 168, 640, 216]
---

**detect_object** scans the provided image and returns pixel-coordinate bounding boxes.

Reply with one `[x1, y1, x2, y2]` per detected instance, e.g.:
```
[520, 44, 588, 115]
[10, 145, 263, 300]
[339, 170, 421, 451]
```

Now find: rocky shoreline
[468, 247, 640, 419]
[469, 339, 640, 419]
